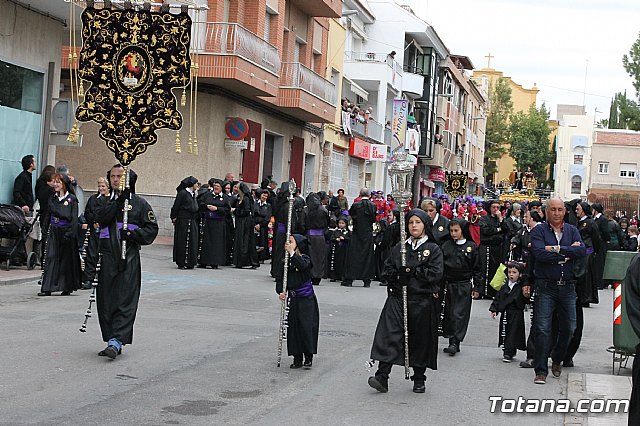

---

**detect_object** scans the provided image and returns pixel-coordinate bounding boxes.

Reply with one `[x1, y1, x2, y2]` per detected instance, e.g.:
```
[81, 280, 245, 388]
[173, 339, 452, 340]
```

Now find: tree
[484, 78, 513, 178]
[508, 103, 553, 180]
[608, 91, 640, 131]
[623, 31, 640, 98]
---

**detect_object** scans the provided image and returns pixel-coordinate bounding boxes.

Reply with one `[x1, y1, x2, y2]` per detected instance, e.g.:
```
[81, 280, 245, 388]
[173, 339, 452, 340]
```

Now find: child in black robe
[326, 215, 350, 282]
[276, 234, 319, 368]
[489, 262, 528, 362]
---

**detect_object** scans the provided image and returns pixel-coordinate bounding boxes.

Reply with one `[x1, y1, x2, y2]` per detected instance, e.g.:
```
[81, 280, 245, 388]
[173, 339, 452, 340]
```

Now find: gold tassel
[181, 88, 186, 107]
[188, 135, 193, 154]
[175, 131, 181, 153]
[78, 81, 85, 99]
[193, 137, 198, 156]
[67, 122, 80, 144]
[68, 52, 74, 66]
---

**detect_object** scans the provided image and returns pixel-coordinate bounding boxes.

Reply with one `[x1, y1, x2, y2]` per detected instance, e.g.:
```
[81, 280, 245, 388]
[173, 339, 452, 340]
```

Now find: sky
[404, 0, 640, 121]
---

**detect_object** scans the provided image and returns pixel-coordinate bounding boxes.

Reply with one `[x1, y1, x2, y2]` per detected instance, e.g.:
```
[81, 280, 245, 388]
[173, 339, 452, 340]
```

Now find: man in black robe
[342, 188, 377, 288]
[624, 253, 640, 425]
[479, 200, 507, 298]
[197, 178, 229, 269]
[170, 176, 199, 269]
[592, 203, 610, 289]
[233, 183, 259, 268]
[305, 192, 329, 285]
[95, 165, 158, 359]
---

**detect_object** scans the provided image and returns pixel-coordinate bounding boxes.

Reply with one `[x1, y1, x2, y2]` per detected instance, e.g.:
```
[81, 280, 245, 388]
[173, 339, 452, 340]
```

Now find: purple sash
[50, 217, 70, 227]
[586, 247, 594, 255]
[204, 211, 224, 220]
[277, 223, 287, 234]
[290, 280, 314, 298]
[100, 222, 140, 239]
[307, 228, 324, 237]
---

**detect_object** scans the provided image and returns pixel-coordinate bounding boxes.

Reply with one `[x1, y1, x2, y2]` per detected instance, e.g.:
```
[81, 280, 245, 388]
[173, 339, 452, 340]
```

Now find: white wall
[554, 115, 594, 200]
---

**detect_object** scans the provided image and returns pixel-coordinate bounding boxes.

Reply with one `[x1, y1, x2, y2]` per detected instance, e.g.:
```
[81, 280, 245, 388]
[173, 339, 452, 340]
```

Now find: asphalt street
[0, 244, 619, 425]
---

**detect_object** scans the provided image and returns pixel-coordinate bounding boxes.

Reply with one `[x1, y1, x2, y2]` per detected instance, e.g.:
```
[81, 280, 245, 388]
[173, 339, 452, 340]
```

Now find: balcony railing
[351, 118, 384, 143]
[280, 62, 336, 105]
[203, 22, 280, 75]
[344, 51, 403, 75]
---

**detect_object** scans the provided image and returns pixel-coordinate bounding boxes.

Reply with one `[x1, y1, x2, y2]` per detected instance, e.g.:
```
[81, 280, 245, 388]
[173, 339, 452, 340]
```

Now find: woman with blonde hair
[81, 176, 110, 289]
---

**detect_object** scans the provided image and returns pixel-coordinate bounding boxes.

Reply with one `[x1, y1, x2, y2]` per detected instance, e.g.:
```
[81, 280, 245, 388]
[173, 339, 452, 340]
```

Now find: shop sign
[349, 137, 370, 160]
[225, 139, 248, 149]
[392, 99, 408, 150]
[370, 144, 387, 161]
[429, 168, 445, 182]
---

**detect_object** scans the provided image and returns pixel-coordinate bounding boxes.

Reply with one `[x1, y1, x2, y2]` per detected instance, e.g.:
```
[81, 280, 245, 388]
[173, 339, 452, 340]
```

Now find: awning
[344, 77, 368, 101]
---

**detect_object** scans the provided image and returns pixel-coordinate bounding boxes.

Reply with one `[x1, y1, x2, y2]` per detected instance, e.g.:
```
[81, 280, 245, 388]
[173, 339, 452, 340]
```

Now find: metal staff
[119, 165, 131, 262]
[80, 253, 101, 332]
[388, 148, 414, 380]
[276, 179, 296, 367]
[37, 226, 52, 287]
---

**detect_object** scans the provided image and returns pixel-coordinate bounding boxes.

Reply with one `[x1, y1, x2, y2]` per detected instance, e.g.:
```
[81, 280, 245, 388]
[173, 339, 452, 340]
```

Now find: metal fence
[280, 62, 336, 105]
[203, 22, 280, 75]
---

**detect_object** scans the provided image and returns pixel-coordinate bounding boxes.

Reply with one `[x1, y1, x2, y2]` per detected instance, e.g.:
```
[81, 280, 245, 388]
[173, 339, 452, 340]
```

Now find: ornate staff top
[388, 147, 414, 206]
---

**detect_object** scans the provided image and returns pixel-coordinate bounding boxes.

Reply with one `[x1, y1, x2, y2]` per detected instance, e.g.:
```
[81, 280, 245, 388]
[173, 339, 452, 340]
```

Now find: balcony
[289, 0, 342, 18]
[198, 23, 280, 97]
[276, 62, 336, 123]
[344, 51, 403, 93]
[351, 118, 385, 143]
[402, 66, 424, 98]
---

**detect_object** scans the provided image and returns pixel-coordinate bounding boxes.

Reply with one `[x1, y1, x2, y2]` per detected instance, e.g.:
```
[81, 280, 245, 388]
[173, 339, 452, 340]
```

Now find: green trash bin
[603, 251, 640, 373]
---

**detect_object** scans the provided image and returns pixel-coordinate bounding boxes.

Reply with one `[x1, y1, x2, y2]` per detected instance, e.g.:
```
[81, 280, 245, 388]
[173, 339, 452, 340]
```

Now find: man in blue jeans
[529, 198, 586, 384]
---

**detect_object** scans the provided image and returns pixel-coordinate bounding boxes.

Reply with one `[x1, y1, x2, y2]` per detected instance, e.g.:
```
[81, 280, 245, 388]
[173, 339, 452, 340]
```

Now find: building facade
[589, 130, 640, 203]
[553, 114, 594, 200]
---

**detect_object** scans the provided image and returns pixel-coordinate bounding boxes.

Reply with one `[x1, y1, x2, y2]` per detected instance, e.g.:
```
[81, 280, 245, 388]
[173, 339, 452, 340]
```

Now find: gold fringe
[175, 130, 181, 153]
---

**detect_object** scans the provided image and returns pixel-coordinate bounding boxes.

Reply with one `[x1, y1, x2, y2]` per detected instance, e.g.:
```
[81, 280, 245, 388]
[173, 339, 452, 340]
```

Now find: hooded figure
[170, 176, 199, 268]
[342, 189, 377, 287]
[304, 192, 329, 285]
[439, 217, 484, 355]
[368, 208, 444, 394]
[233, 182, 259, 268]
[93, 165, 158, 358]
[197, 177, 229, 268]
[326, 215, 351, 281]
[419, 197, 450, 246]
[276, 233, 319, 369]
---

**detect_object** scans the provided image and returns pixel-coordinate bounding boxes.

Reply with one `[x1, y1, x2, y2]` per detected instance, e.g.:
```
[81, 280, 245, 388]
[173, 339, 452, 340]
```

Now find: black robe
[371, 239, 444, 370]
[170, 189, 199, 268]
[479, 214, 507, 298]
[489, 281, 527, 351]
[305, 199, 329, 280]
[593, 214, 610, 289]
[198, 191, 229, 267]
[226, 194, 238, 265]
[575, 216, 603, 305]
[270, 191, 302, 278]
[326, 227, 350, 280]
[40, 193, 82, 293]
[95, 194, 158, 345]
[82, 193, 106, 283]
[441, 239, 484, 342]
[254, 200, 272, 261]
[233, 194, 259, 268]
[623, 254, 640, 425]
[276, 253, 319, 356]
[430, 214, 451, 246]
[344, 198, 377, 281]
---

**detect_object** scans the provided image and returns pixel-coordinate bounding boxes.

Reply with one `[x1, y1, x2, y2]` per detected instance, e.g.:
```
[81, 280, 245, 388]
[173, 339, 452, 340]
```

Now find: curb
[565, 372, 586, 425]
[0, 275, 40, 286]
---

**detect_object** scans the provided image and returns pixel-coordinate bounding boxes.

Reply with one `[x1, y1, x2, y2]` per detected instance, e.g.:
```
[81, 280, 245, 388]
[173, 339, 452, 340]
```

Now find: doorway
[303, 153, 316, 196]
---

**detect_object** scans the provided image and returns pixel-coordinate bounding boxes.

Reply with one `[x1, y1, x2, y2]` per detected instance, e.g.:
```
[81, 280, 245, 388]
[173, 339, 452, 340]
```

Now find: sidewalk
[566, 372, 632, 425]
[0, 236, 173, 286]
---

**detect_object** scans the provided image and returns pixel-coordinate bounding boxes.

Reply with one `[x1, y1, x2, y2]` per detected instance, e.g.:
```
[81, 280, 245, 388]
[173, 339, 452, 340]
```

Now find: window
[574, 154, 583, 165]
[620, 163, 637, 178]
[329, 150, 344, 192]
[571, 176, 582, 194]
[264, 11, 271, 43]
[598, 162, 609, 174]
[348, 158, 361, 200]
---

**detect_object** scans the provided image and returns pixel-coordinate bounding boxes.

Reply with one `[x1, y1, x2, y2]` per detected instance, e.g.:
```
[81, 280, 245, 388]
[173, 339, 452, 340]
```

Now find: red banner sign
[429, 168, 445, 182]
[349, 137, 370, 160]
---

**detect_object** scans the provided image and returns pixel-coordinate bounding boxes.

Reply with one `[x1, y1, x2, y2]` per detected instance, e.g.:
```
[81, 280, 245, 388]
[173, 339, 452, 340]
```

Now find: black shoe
[364, 280, 371, 287]
[519, 359, 534, 368]
[197, 264, 207, 269]
[563, 359, 574, 368]
[444, 344, 458, 356]
[290, 362, 302, 369]
[303, 360, 313, 369]
[82, 281, 92, 290]
[379, 281, 387, 286]
[412, 380, 426, 393]
[103, 346, 120, 359]
[98, 347, 122, 357]
[37, 291, 51, 296]
[60, 291, 72, 296]
[211, 265, 218, 269]
[341, 282, 352, 287]
[368, 376, 388, 393]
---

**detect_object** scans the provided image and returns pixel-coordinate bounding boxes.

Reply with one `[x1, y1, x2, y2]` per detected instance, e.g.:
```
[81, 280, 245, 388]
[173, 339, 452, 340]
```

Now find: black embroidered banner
[445, 171, 468, 198]
[75, 7, 191, 165]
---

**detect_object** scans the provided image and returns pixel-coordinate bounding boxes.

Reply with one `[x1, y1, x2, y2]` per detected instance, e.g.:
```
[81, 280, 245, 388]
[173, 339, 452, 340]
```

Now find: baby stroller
[0, 204, 38, 271]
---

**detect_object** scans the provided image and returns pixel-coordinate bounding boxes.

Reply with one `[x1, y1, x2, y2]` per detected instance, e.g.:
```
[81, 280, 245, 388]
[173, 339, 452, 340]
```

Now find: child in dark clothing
[489, 262, 528, 362]
[326, 215, 351, 281]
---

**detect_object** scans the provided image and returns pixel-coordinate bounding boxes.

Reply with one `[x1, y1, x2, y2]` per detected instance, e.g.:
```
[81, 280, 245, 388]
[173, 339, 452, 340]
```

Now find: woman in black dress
[197, 178, 229, 269]
[254, 189, 272, 262]
[170, 176, 199, 269]
[38, 174, 82, 296]
[81, 176, 110, 288]
[305, 192, 329, 286]
[233, 182, 259, 269]
[276, 234, 320, 368]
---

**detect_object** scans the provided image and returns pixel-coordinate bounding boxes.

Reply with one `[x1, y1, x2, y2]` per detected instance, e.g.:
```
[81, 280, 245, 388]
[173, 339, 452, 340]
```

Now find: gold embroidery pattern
[75, 7, 191, 165]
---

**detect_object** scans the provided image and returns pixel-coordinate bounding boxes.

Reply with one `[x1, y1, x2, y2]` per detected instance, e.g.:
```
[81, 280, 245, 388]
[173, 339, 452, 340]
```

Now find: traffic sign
[225, 117, 249, 141]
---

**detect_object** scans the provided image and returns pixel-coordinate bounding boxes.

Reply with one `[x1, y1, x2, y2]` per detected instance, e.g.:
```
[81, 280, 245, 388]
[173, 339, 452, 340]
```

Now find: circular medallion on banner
[115, 45, 151, 95]
[225, 117, 249, 141]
